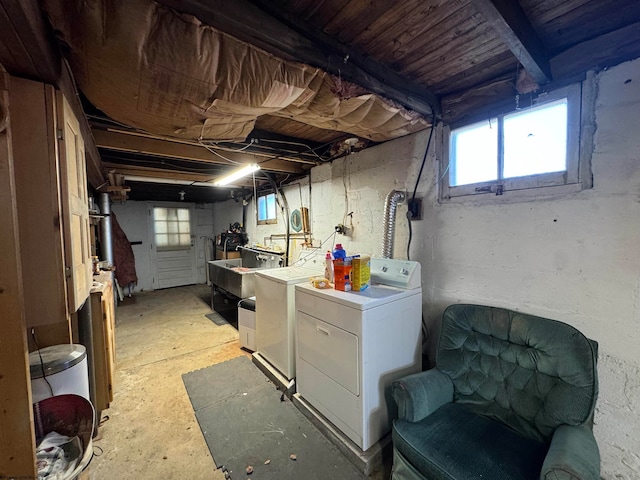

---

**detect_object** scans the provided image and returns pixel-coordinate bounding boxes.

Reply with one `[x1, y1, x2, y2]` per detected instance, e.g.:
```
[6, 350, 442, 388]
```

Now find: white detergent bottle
[325, 251, 334, 283]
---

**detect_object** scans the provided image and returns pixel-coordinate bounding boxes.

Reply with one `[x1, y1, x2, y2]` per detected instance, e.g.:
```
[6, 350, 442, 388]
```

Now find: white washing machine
[295, 258, 422, 451]
[255, 249, 325, 380]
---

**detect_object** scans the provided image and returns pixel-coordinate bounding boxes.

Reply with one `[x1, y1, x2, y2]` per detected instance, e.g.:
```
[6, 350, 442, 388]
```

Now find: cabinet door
[57, 93, 91, 314]
[0, 67, 38, 479]
[11, 77, 68, 341]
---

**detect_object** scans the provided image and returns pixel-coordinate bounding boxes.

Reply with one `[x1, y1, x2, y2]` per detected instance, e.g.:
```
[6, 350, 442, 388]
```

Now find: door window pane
[154, 207, 191, 251]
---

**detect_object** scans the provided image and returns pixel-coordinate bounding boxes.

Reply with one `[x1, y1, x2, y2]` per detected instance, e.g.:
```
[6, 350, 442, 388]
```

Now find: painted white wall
[218, 59, 639, 477]
[112, 201, 215, 291]
[213, 150, 424, 264]
[111, 201, 153, 291]
[212, 198, 244, 236]
[213, 180, 320, 263]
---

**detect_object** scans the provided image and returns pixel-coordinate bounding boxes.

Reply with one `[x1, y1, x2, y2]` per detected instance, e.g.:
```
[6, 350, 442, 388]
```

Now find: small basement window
[153, 207, 192, 251]
[257, 192, 277, 225]
[441, 83, 588, 200]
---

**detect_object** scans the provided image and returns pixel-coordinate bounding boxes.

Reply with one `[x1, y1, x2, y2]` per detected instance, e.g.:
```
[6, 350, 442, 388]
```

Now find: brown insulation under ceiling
[43, 0, 430, 142]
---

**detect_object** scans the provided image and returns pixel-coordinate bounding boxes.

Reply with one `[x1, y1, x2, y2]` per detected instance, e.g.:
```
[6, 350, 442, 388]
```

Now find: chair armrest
[541, 425, 600, 480]
[391, 368, 454, 423]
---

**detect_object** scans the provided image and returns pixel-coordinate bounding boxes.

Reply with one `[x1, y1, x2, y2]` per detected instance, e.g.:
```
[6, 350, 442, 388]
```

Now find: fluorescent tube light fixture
[213, 163, 260, 186]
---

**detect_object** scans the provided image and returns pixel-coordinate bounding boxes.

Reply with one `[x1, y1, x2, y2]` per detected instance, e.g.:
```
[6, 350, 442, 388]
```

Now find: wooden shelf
[90, 271, 116, 412]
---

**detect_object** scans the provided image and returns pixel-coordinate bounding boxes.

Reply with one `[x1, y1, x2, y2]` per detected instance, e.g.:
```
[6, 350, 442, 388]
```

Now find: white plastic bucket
[29, 344, 90, 403]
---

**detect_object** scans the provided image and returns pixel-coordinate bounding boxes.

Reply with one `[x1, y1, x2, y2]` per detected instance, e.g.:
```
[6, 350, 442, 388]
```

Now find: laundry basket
[33, 394, 95, 479]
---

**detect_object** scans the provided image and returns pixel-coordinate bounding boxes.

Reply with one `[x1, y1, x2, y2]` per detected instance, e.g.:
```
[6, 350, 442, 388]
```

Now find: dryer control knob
[401, 268, 409, 275]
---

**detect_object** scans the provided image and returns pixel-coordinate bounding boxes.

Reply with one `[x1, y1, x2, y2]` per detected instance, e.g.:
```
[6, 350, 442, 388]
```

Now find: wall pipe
[77, 299, 96, 418]
[99, 193, 113, 265]
[381, 190, 406, 258]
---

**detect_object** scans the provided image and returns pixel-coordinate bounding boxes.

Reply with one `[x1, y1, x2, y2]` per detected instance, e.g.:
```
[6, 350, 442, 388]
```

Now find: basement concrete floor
[90, 284, 247, 480]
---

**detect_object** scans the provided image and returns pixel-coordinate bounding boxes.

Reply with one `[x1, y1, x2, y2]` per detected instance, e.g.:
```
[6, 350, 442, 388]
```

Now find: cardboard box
[351, 256, 370, 291]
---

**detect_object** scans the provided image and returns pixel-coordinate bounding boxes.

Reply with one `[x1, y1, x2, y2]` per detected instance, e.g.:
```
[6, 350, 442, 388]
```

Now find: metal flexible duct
[381, 190, 406, 258]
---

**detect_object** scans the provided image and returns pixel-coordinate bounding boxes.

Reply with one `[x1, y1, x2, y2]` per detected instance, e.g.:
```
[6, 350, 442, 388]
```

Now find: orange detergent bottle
[333, 257, 352, 291]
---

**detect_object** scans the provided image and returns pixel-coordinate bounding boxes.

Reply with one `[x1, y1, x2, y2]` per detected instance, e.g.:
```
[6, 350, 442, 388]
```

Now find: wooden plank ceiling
[2, 0, 640, 202]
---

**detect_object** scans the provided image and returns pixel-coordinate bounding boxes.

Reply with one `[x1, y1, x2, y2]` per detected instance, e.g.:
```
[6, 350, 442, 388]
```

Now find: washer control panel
[370, 258, 421, 289]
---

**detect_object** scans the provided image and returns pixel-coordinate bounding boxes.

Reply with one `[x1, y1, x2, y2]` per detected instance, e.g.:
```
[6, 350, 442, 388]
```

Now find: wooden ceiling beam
[156, 0, 440, 118]
[550, 21, 640, 80]
[93, 129, 308, 174]
[246, 128, 327, 159]
[89, 122, 321, 164]
[471, 0, 552, 84]
[442, 19, 640, 126]
[103, 163, 263, 188]
[102, 163, 216, 182]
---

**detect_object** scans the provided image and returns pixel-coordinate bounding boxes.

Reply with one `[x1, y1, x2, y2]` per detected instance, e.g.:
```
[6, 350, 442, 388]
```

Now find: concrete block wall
[213, 135, 428, 263]
[418, 61, 640, 478]
[217, 58, 640, 478]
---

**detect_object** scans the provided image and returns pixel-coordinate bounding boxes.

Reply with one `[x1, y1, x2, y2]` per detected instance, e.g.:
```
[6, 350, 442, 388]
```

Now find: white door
[150, 205, 197, 289]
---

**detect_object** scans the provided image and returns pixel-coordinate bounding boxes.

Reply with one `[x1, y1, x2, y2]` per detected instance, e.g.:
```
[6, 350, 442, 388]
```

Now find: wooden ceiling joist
[156, 0, 440, 117]
[471, 0, 552, 85]
[550, 20, 640, 80]
[92, 129, 308, 174]
[103, 163, 264, 189]
[88, 116, 326, 163]
[102, 163, 217, 183]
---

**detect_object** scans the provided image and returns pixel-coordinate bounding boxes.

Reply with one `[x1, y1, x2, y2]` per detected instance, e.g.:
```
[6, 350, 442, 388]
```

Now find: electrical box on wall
[408, 198, 422, 221]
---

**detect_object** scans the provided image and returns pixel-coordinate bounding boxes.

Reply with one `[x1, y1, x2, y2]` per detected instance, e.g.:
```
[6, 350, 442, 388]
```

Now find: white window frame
[257, 192, 277, 225]
[153, 206, 193, 251]
[440, 82, 593, 202]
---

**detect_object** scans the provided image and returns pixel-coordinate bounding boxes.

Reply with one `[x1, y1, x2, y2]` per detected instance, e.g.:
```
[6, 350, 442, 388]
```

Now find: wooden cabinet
[10, 75, 117, 408]
[11, 77, 92, 348]
[90, 271, 116, 412]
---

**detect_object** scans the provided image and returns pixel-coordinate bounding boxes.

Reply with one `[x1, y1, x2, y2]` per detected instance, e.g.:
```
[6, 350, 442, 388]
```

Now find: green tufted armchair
[391, 304, 600, 480]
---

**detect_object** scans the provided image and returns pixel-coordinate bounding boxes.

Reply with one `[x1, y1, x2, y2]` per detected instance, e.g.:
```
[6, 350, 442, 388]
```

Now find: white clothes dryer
[294, 258, 423, 451]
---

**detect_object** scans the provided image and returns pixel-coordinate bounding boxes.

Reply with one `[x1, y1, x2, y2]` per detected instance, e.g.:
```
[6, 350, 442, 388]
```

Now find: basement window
[257, 192, 277, 225]
[440, 83, 589, 200]
[153, 207, 192, 251]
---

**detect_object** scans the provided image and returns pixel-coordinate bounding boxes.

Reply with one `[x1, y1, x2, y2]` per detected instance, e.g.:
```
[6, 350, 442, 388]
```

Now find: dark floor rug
[182, 356, 363, 480]
[204, 312, 231, 326]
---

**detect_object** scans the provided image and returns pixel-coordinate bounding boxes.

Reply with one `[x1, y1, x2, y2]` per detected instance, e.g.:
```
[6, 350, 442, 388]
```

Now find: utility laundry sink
[208, 246, 283, 299]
